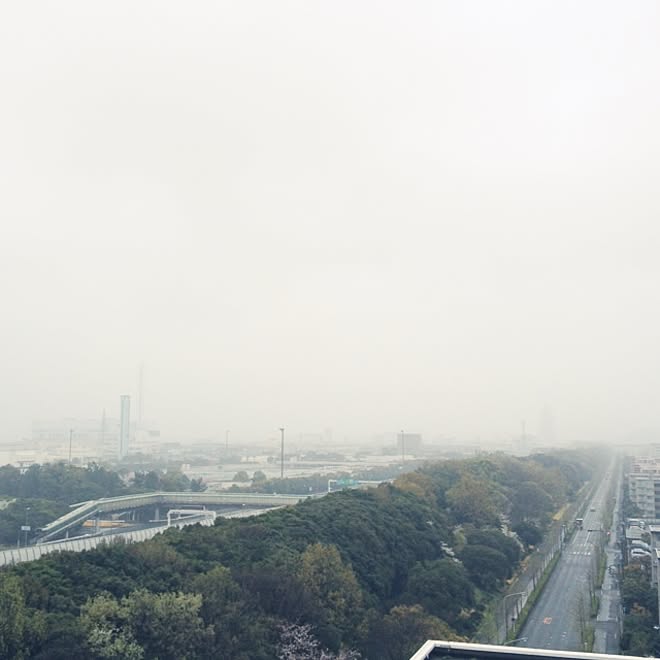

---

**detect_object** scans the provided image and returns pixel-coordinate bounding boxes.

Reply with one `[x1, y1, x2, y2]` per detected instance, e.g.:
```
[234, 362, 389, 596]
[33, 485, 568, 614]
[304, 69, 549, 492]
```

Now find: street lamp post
[502, 591, 526, 643]
[279, 428, 285, 479]
[400, 430, 405, 463]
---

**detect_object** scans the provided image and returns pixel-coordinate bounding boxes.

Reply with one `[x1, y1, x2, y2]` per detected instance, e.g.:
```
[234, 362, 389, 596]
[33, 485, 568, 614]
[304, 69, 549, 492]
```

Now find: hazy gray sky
[2, 1, 660, 445]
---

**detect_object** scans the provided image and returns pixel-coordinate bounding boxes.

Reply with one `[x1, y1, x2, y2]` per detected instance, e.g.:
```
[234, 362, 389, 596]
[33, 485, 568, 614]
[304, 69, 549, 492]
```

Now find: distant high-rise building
[119, 395, 131, 459]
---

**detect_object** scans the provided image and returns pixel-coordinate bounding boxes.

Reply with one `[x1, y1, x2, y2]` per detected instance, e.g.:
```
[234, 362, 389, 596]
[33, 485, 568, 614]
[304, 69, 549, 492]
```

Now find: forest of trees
[0, 450, 596, 659]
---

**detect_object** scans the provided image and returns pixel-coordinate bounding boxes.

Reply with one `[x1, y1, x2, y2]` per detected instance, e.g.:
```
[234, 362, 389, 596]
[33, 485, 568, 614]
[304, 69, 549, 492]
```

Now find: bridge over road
[37, 491, 308, 542]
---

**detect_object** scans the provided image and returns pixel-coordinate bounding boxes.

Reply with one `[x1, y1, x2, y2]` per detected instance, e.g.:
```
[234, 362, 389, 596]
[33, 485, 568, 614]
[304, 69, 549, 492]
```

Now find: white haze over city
[1, 1, 660, 446]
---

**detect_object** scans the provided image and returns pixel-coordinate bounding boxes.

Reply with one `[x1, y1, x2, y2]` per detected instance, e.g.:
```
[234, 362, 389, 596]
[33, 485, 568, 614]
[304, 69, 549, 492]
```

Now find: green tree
[403, 559, 475, 630]
[0, 465, 21, 495]
[395, 472, 437, 506]
[81, 594, 143, 659]
[81, 589, 213, 660]
[189, 566, 273, 660]
[510, 481, 554, 524]
[622, 565, 657, 613]
[132, 471, 161, 491]
[446, 475, 500, 527]
[365, 604, 460, 660]
[233, 471, 250, 482]
[298, 543, 363, 643]
[512, 521, 542, 548]
[0, 463, 128, 504]
[190, 477, 207, 492]
[458, 545, 511, 590]
[160, 470, 190, 492]
[464, 528, 521, 564]
[0, 573, 44, 659]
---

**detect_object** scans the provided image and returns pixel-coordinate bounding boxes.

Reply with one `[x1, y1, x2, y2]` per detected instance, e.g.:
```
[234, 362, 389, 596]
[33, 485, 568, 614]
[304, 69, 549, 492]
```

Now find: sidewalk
[593, 478, 623, 654]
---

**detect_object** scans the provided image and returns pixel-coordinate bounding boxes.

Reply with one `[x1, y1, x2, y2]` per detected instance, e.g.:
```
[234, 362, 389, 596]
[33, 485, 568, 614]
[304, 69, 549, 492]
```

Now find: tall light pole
[400, 430, 405, 463]
[279, 428, 285, 479]
[68, 428, 73, 465]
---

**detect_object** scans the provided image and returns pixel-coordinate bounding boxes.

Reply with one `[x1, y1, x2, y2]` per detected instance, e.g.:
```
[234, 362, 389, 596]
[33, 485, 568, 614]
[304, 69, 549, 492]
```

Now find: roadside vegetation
[620, 557, 660, 656]
[0, 450, 596, 659]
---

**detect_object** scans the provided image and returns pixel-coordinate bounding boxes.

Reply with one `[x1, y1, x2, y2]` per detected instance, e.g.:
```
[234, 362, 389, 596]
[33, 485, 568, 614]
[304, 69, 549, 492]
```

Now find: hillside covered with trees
[0, 450, 597, 659]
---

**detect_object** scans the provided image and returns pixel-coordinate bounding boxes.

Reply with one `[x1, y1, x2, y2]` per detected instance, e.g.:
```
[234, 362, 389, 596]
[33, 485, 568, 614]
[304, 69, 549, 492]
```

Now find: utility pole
[279, 428, 285, 479]
[68, 429, 73, 465]
[401, 430, 405, 463]
[225, 429, 229, 452]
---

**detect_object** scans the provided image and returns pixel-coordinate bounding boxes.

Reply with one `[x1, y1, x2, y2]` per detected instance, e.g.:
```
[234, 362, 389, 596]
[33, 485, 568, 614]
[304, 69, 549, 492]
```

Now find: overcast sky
[2, 1, 660, 446]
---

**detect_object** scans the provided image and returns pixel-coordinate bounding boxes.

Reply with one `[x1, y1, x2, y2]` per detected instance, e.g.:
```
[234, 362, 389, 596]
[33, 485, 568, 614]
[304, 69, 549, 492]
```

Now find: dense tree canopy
[0, 463, 126, 505]
[510, 481, 554, 525]
[0, 449, 596, 659]
[81, 590, 214, 660]
[403, 559, 475, 631]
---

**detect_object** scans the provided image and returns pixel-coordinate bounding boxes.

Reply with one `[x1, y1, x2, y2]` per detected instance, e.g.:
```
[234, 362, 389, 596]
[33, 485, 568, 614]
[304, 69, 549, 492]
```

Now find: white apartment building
[628, 457, 660, 518]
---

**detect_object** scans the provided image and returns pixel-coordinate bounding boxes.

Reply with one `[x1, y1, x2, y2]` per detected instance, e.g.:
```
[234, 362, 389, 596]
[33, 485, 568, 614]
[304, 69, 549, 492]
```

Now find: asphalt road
[518, 466, 618, 652]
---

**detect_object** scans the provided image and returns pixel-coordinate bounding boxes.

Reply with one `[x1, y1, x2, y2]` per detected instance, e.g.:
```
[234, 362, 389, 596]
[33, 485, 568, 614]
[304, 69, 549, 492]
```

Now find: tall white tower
[119, 395, 131, 459]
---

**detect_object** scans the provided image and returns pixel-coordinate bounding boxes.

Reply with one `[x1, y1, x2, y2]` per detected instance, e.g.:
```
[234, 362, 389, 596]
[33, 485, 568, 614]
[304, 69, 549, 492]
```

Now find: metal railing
[410, 640, 647, 660]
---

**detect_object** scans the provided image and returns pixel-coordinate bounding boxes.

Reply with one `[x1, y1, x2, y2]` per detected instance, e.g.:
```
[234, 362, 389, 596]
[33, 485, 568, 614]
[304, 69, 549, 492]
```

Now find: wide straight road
[518, 466, 617, 651]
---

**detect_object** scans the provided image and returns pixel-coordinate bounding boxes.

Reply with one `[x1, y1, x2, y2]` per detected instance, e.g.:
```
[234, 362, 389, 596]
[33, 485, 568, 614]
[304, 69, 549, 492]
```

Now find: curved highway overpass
[37, 491, 309, 542]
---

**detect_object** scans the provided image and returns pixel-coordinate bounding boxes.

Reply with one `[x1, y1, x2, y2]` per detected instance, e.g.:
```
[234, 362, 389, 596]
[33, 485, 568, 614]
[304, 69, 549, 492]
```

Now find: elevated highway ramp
[37, 491, 307, 542]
